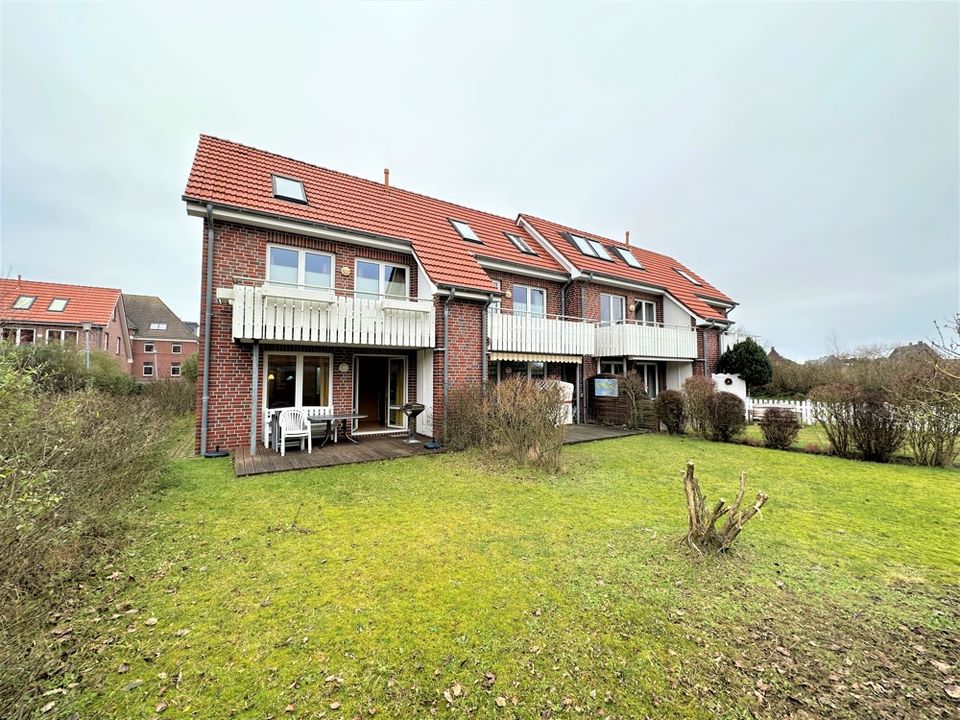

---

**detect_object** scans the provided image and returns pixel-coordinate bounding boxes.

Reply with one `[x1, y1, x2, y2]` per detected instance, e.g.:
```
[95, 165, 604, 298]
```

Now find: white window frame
[171, 344, 182, 354]
[613, 246, 643, 269]
[45, 329, 64, 344]
[513, 284, 547, 318]
[489, 279, 502, 312]
[262, 350, 334, 410]
[272, 175, 307, 203]
[354, 258, 410, 299]
[489, 360, 547, 382]
[266, 243, 336, 290]
[636, 300, 657, 326]
[600, 293, 626, 326]
[142, 362, 154, 377]
[103, 332, 109, 350]
[449, 219, 481, 243]
[634, 362, 659, 397]
[63, 330, 78, 345]
[505, 232, 536, 255]
[143, 342, 155, 353]
[170, 363, 181, 377]
[675, 268, 702, 286]
[599, 359, 626, 375]
[116, 336, 121, 355]
[149, 322, 167, 331]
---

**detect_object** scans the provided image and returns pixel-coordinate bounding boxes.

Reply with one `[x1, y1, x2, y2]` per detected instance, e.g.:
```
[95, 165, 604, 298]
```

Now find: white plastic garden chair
[277, 408, 312, 456]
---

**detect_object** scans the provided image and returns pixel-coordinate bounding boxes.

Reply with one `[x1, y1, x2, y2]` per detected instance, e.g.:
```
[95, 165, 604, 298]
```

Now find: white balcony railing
[220, 282, 435, 348]
[595, 322, 697, 359]
[720, 332, 748, 355]
[488, 311, 595, 356]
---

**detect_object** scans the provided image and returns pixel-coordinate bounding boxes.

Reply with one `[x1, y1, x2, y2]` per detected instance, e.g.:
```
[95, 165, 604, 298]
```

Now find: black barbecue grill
[401, 402, 426, 443]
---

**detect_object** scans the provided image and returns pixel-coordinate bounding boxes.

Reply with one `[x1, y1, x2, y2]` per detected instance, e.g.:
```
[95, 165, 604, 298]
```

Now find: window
[565, 233, 612, 261]
[599, 359, 625, 375]
[170, 363, 181, 377]
[489, 360, 546, 382]
[513, 285, 546, 317]
[449, 219, 481, 243]
[489, 279, 502, 312]
[64, 330, 78, 345]
[600, 293, 625, 325]
[1, 328, 16, 343]
[12, 296, 35, 310]
[144, 342, 155, 353]
[142, 362, 154, 377]
[505, 232, 536, 255]
[46, 329, 63, 344]
[675, 268, 702, 286]
[48, 298, 69, 312]
[634, 362, 659, 397]
[636, 300, 657, 326]
[116, 336, 121, 355]
[355, 259, 408, 299]
[19, 329, 34, 344]
[264, 352, 332, 409]
[267, 245, 334, 290]
[613, 247, 644, 269]
[272, 175, 307, 203]
[149, 322, 167, 331]
[172, 344, 182, 354]
[103, 332, 109, 350]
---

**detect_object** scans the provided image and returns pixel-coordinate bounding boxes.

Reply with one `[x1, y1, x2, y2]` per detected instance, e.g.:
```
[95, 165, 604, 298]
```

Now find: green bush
[717, 337, 773, 388]
[706, 391, 746, 442]
[0, 342, 138, 395]
[653, 389, 687, 434]
[181, 353, 199, 383]
[682, 375, 715, 437]
[759, 407, 801, 450]
[142, 377, 196, 415]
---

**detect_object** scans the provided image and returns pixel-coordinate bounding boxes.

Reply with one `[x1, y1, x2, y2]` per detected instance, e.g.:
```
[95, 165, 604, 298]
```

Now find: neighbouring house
[183, 135, 739, 454]
[888, 341, 936, 362]
[183, 321, 200, 336]
[123, 294, 199, 381]
[0, 277, 133, 369]
[767, 346, 796, 365]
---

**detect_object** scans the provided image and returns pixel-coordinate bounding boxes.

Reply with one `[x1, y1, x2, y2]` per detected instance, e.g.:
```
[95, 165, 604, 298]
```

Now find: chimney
[624, 230, 630, 245]
[384, 168, 390, 189]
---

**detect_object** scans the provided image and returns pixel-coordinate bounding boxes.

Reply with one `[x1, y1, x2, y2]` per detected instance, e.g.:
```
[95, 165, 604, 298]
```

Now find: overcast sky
[2, 2, 957, 360]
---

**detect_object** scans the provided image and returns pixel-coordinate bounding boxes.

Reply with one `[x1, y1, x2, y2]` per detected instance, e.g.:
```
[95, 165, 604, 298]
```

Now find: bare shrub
[143, 376, 197, 415]
[810, 384, 860, 458]
[682, 461, 768, 554]
[888, 356, 960, 467]
[682, 375, 715, 437]
[759, 407, 800, 450]
[653, 389, 687, 434]
[620, 372, 655, 430]
[706, 391, 746, 442]
[850, 391, 904, 463]
[0, 353, 172, 715]
[445, 378, 564, 472]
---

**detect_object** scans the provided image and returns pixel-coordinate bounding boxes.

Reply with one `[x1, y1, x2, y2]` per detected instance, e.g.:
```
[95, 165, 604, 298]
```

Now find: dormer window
[505, 232, 536, 255]
[565, 233, 612, 261]
[449, 219, 481, 243]
[613, 247, 644, 269]
[149, 322, 167, 331]
[675, 268, 702, 286]
[272, 175, 307, 203]
[12, 295, 35, 310]
[48, 298, 69, 312]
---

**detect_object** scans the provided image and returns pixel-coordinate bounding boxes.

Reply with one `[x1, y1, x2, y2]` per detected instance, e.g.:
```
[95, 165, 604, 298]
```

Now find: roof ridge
[0, 277, 122, 293]
[197, 135, 522, 226]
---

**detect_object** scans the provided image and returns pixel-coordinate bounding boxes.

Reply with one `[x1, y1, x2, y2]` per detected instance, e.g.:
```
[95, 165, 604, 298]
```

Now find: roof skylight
[675, 268, 702, 286]
[505, 232, 536, 255]
[613, 247, 644, 269]
[449, 219, 482, 243]
[48, 298, 69, 312]
[12, 295, 35, 310]
[149, 322, 168, 330]
[272, 175, 307, 203]
[566, 233, 613, 261]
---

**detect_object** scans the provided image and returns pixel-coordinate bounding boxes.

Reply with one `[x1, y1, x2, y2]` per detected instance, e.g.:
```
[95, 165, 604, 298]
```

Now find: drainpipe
[560, 278, 572, 319]
[250, 340, 259, 456]
[580, 272, 594, 422]
[442, 287, 457, 441]
[200, 204, 215, 456]
[481, 292, 495, 384]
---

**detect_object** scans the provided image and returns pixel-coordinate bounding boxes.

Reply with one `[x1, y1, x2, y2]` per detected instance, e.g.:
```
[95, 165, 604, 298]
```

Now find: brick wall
[131, 338, 199, 380]
[431, 297, 484, 440]
[574, 279, 663, 325]
[693, 326, 723, 377]
[485, 270, 565, 317]
[0, 313, 132, 373]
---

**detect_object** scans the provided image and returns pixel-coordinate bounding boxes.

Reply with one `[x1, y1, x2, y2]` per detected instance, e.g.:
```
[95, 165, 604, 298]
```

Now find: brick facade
[132, 338, 199, 380]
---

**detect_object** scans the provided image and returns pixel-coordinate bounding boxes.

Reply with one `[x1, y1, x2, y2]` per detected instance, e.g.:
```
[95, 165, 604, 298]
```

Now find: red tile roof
[519, 215, 733, 321]
[0, 278, 121, 326]
[184, 136, 567, 293]
[183, 135, 734, 319]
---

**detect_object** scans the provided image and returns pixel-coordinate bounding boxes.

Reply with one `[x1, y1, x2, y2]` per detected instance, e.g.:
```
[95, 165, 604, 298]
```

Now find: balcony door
[354, 355, 407, 433]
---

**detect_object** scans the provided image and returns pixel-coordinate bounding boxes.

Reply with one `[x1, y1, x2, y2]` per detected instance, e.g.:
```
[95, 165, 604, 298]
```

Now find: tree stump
[682, 460, 768, 553]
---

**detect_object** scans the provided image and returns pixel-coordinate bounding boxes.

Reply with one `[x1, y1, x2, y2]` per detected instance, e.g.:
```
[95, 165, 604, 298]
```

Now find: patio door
[387, 357, 405, 428]
[354, 355, 407, 433]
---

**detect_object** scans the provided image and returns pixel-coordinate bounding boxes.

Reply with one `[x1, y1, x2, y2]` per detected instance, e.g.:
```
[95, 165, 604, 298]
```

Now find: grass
[741, 423, 827, 451]
[54, 434, 958, 719]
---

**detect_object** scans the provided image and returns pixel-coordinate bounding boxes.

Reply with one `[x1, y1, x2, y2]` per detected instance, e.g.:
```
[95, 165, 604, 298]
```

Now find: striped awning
[489, 352, 582, 364]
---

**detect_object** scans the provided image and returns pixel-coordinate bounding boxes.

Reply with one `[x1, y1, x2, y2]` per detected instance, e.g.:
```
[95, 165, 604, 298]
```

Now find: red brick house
[183, 136, 738, 455]
[0, 277, 133, 369]
[123, 294, 199, 380]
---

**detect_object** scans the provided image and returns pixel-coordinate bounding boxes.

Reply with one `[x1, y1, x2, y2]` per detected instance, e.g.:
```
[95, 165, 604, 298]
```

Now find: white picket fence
[745, 397, 819, 425]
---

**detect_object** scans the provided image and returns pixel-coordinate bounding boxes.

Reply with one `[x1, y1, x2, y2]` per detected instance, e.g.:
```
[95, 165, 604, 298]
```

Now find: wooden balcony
[219, 283, 435, 348]
[487, 311, 595, 356]
[594, 322, 697, 359]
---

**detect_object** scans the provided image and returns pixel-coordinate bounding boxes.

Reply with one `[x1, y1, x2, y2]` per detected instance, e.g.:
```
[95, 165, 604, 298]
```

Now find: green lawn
[57, 435, 959, 719]
[741, 422, 827, 451]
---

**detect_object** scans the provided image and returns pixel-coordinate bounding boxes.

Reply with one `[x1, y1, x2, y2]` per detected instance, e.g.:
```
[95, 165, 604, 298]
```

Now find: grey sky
[2, 1, 957, 360]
